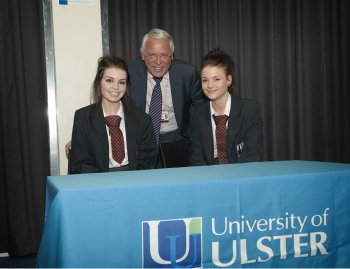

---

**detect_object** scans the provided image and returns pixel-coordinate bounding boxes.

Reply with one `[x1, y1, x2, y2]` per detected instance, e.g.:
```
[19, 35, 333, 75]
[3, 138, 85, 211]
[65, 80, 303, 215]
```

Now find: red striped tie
[213, 115, 229, 164]
[105, 115, 125, 163]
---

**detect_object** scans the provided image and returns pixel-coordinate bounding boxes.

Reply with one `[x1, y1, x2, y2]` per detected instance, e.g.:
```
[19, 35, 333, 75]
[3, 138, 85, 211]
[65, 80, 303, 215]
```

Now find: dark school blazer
[188, 95, 263, 165]
[69, 103, 158, 174]
[128, 58, 204, 140]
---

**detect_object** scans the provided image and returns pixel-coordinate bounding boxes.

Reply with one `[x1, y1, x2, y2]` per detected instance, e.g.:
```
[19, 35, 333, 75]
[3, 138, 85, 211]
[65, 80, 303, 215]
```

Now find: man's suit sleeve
[188, 106, 208, 166]
[189, 65, 204, 106]
[135, 113, 159, 170]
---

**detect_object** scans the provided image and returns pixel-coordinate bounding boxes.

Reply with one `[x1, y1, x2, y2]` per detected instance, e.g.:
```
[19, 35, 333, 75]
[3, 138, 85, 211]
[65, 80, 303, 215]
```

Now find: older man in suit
[128, 28, 204, 144]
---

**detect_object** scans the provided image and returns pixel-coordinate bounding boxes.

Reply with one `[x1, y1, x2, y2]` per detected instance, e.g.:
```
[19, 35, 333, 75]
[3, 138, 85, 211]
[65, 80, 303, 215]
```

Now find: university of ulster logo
[142, 217, 202, 268]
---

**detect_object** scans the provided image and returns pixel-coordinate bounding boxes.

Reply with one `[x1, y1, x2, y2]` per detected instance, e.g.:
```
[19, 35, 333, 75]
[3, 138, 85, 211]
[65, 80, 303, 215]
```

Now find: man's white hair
[140, 28, 175, 54]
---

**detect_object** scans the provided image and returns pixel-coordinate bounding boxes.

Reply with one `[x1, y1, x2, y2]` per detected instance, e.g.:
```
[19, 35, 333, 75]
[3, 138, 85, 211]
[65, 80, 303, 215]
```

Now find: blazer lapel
[226, 95, 241, 161]
[91, 104, 109, 165]
[139, 69, 148, 111]
[132, 60, 148, 111]
[169, 63, 182, 128]
[124, 109, 137, 168]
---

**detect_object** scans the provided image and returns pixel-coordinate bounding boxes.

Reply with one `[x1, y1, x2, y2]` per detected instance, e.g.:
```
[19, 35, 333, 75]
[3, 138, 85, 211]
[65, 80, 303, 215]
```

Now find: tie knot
[153, 77, 163, 85]
[213, 115, 229, 126]
[105, 115, 121, 127]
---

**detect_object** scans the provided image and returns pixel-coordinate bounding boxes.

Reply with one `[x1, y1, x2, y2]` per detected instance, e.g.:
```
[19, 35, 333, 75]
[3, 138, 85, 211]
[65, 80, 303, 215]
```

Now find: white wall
[51, 0, 102, 174]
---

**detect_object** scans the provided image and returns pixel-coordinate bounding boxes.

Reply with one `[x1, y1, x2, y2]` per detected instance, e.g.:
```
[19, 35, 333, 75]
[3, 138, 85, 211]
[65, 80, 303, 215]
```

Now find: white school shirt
[210, 93, 231, 158]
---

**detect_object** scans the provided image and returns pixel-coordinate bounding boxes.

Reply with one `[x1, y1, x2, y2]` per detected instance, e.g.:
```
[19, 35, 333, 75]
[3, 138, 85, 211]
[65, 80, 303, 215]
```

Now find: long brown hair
[91, 55, 131, 110]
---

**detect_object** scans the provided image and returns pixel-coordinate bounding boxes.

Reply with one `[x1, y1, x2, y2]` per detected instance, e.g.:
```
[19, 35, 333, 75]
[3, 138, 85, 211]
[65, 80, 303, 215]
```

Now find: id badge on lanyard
[161, 111, 169, 122]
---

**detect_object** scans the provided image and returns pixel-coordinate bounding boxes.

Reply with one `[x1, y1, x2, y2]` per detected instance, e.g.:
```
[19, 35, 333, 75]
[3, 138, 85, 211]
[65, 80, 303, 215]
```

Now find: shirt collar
[103, 102, 125, 119]
[210, 93, 231, 116]
[147, 71, 170, 81]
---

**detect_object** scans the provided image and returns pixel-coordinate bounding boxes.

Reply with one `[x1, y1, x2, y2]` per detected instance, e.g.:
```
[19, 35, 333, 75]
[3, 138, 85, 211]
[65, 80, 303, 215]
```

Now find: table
[37, 161, 350, 268]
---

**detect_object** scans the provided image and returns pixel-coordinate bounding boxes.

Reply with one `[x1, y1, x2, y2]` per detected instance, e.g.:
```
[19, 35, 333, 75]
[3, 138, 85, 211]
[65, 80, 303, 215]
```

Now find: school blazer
[188, 95, 263, 165]
[69, 103, 158, 174]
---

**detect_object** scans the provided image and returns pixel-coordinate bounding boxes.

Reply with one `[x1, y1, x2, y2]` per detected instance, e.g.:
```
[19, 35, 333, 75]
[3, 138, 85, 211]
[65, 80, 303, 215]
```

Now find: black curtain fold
[0, 0, 49, 256]
[108, 0, 350, 163]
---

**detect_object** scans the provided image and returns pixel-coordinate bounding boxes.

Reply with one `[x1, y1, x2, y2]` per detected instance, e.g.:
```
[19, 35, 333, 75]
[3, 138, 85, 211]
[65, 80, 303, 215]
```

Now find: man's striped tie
[149, 77, 163, 144]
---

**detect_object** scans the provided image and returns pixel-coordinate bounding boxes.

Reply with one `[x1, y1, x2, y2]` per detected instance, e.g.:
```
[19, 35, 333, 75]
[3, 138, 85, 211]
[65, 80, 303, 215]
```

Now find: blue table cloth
[37, 161, 350, 268]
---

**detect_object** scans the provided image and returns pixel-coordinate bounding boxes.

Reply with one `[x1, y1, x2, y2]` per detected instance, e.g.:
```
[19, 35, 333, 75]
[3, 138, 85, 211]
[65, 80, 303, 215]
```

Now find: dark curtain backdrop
[108, 0, 350, 163]
[0, 0, 49, 256]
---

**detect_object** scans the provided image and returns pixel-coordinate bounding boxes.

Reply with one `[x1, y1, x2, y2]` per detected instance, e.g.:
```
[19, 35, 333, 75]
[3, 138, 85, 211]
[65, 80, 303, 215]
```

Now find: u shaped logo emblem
[142, 217, 202, 268]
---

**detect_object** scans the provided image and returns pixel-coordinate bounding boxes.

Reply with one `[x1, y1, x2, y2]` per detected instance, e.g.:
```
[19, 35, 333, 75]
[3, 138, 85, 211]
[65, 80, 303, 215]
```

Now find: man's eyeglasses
[145, 53, 172, 60]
